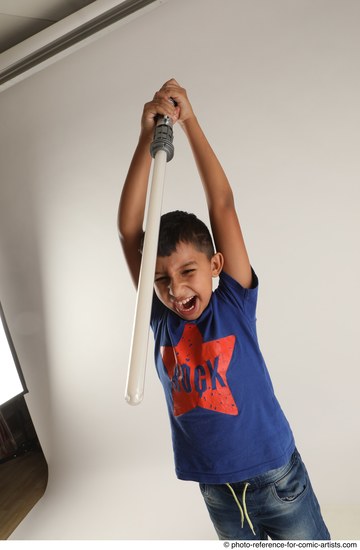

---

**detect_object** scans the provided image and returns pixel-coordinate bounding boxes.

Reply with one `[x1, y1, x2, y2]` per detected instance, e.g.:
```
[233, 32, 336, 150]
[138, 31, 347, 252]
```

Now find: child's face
[154, 241, 223, 320]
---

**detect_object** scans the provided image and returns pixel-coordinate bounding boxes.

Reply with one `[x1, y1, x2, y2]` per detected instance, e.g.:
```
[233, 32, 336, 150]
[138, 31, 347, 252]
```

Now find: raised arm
[117, 94, 179, 286]
[159, 79, 253, 289]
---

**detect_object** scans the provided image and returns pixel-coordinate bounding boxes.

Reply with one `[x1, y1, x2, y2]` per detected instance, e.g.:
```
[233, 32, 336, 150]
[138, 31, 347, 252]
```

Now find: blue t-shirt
[150, 269, 295, 484]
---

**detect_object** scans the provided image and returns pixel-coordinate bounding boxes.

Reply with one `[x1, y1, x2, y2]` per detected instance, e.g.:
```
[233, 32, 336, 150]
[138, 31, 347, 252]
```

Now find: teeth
[175, 296, 194, 306]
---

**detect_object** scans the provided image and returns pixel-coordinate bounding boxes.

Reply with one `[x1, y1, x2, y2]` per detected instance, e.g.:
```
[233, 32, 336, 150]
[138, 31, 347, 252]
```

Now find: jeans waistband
[232, 448, 299, 490]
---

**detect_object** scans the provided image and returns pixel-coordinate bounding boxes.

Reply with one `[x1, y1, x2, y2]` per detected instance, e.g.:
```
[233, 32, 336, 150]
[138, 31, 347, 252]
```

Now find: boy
[118, 79, 330, 540]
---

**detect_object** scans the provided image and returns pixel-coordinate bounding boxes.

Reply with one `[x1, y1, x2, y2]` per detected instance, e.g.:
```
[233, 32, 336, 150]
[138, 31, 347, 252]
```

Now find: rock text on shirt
[161, 324, 238, 417]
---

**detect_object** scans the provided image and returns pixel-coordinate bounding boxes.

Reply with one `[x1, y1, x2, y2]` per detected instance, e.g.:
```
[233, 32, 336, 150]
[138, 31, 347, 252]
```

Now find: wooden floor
[0, 449, 48, 539]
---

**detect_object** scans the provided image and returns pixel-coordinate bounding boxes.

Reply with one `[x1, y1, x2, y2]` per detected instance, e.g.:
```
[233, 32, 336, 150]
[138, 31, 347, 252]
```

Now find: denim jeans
[199, 448, 330, 540]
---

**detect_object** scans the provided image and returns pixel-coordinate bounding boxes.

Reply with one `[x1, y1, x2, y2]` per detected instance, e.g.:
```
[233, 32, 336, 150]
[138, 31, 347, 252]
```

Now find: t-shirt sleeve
[216, 268, 259, 322]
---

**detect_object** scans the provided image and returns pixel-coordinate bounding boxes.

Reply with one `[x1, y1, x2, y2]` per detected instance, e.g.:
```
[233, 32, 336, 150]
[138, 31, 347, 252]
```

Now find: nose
[168, 277, 182, 299]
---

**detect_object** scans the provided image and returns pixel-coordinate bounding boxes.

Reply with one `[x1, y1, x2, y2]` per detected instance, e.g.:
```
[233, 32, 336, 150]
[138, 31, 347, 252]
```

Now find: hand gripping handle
[149, 99, 177, 161]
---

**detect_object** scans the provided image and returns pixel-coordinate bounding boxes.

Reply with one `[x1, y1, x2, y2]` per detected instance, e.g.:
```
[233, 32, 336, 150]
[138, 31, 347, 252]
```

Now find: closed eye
[154, 275, 169, 283]
[182, 269, 195, 276]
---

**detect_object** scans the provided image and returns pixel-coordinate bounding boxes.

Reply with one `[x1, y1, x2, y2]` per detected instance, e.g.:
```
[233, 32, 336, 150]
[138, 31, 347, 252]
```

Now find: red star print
[161, 324, 238, 417]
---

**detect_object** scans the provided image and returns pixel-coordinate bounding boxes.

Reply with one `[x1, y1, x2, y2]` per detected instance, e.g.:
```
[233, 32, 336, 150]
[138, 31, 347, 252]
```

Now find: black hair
[141, 210, 215, 259]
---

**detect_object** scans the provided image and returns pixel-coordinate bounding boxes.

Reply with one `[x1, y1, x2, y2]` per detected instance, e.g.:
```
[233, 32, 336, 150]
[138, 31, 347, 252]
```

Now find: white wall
[0, 0, 359, 540]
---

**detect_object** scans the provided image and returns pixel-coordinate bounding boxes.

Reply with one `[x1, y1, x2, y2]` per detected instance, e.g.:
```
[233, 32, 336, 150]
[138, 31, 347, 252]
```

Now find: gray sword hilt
[150, 98, 176, 162]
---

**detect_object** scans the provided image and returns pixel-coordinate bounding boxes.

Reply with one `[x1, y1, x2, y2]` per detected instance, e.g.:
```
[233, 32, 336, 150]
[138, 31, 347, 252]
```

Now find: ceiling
[0, 0, 97, 53]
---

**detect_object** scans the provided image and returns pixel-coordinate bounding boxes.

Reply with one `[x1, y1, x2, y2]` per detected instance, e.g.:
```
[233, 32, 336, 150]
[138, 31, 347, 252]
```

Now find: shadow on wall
[0, 396, 48, 539]
[0, 135, 53, 539]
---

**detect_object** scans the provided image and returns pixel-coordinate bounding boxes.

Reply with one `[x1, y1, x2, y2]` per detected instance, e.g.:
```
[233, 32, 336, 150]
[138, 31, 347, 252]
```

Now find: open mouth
[174, 295, 197, 315]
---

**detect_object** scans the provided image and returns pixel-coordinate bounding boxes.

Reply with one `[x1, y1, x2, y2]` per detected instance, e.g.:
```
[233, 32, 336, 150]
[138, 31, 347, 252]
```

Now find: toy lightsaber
[125, 112, 175, 405]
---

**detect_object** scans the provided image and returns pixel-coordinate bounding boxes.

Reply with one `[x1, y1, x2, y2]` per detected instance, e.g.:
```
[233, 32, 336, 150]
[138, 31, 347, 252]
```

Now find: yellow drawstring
[226, 482, 256, 536]
[226, 483, 244, 526]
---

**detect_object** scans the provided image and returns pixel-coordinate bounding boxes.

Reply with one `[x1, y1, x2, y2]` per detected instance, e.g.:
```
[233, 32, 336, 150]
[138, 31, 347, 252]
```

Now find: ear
[210, 252, 224, 277]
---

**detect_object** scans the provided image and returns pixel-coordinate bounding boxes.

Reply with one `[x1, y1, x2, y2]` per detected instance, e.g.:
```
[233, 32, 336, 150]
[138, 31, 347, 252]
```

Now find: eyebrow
[155, 260, 197, 275]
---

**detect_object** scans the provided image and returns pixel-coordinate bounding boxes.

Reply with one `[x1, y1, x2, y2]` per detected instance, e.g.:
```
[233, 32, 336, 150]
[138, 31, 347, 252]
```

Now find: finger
[161, 77, 180, 88]
[154, 89, 177, 103]
[159, 80, 183, 98]
[160, 83, 186, 104]
[144, 97, 177, 119]
[153, 92, 178, 112]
